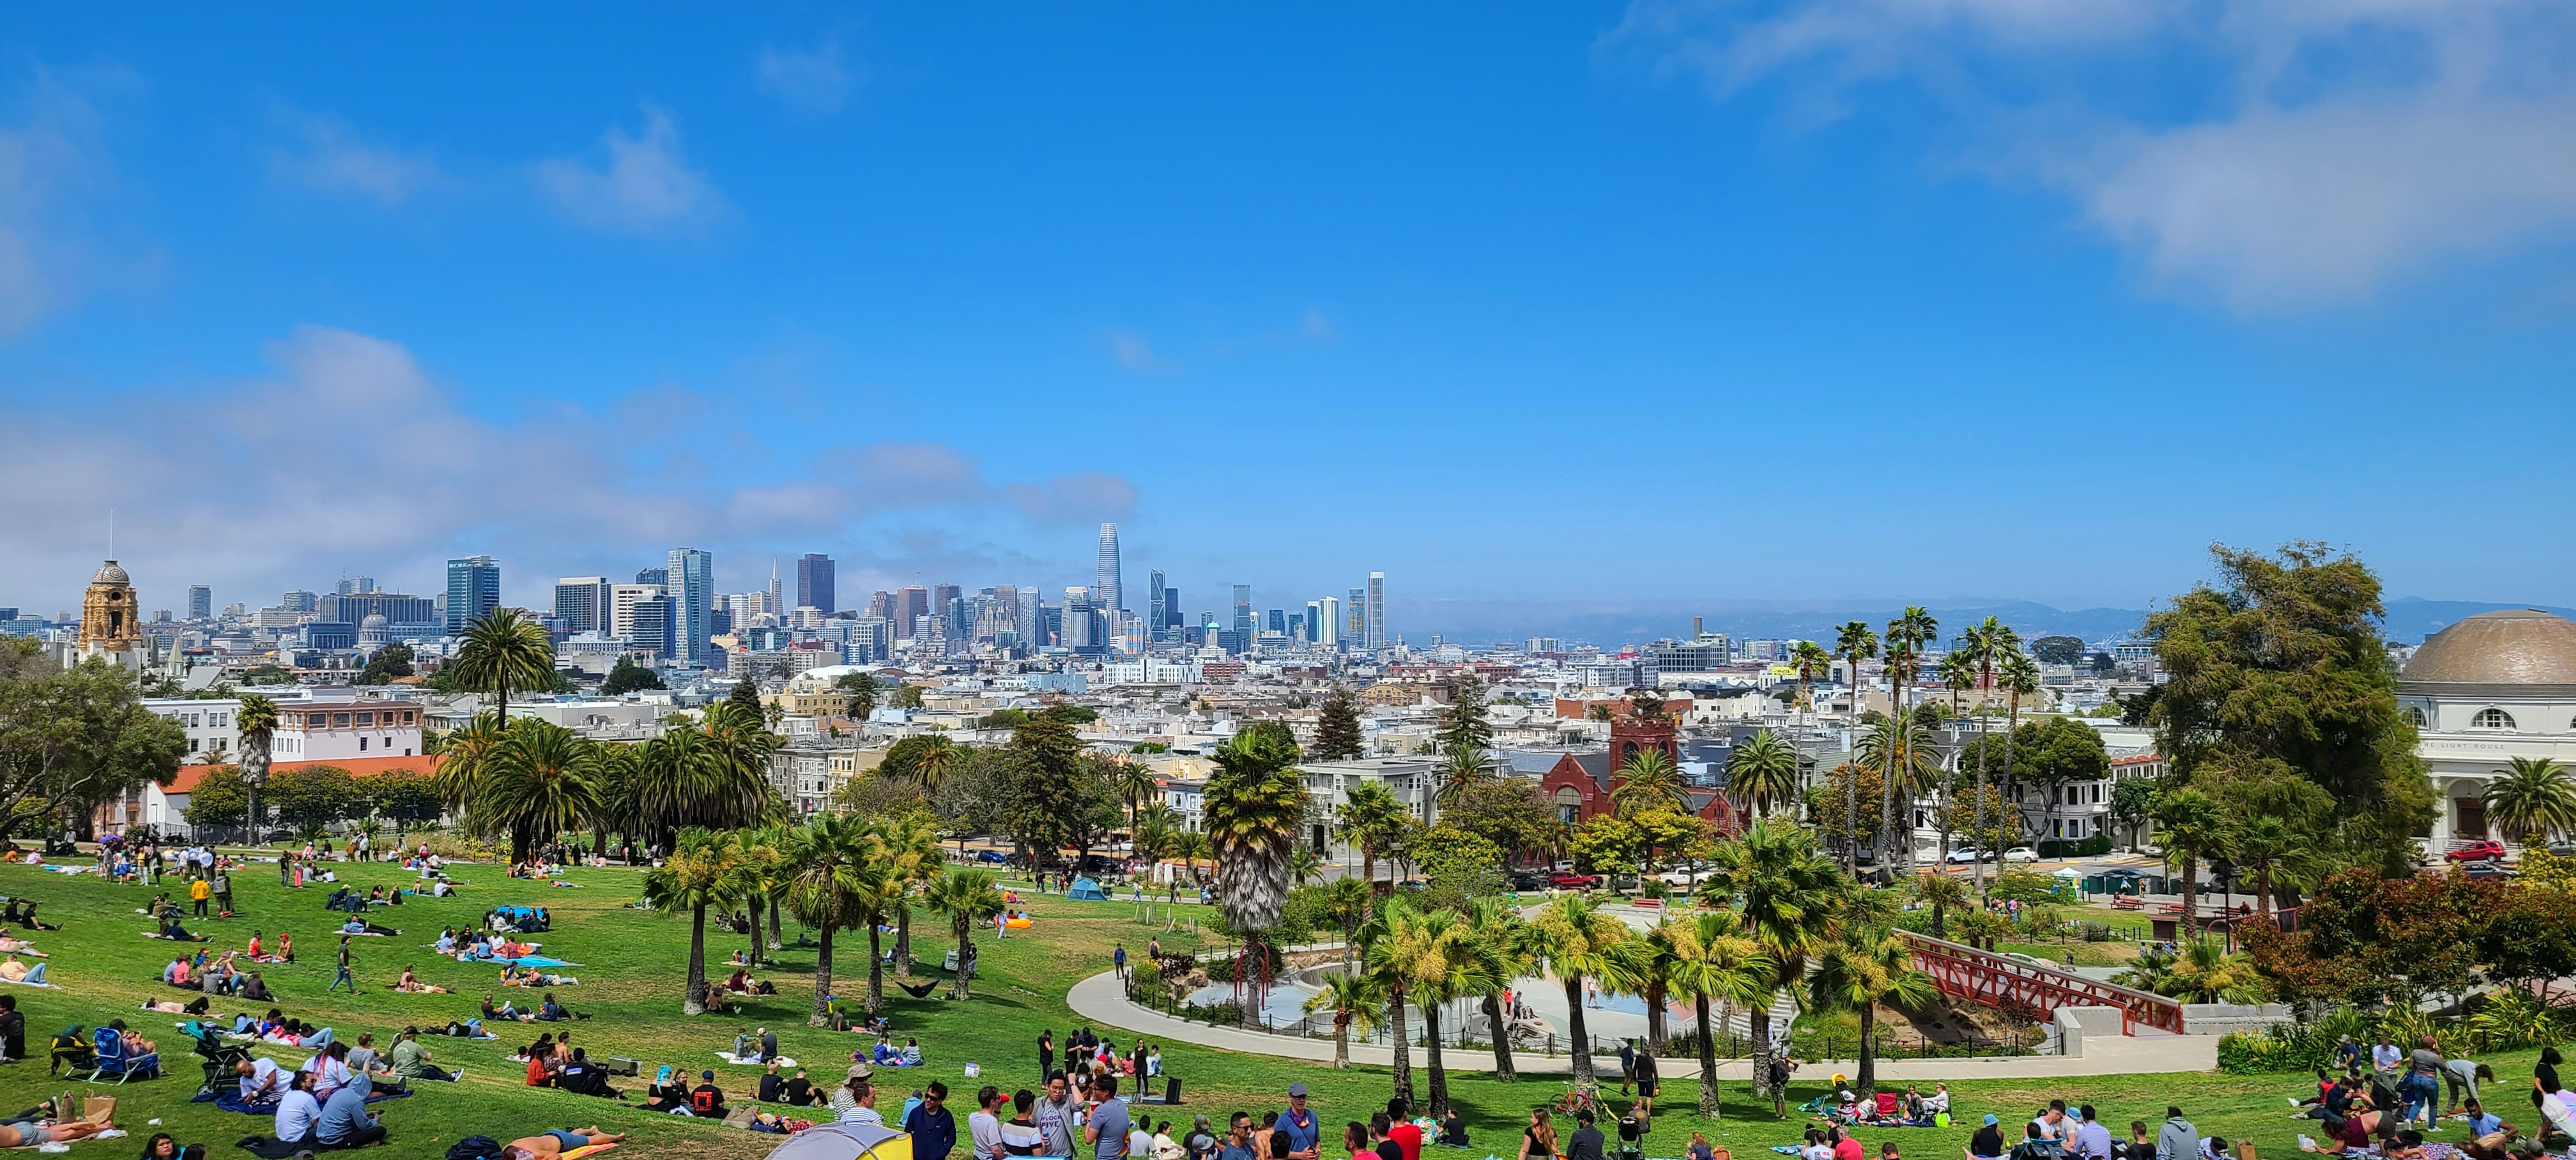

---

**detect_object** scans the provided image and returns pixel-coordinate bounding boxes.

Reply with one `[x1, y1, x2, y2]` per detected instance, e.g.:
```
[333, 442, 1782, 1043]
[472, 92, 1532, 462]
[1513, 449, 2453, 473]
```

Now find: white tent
[763, 1124, 912, 1160]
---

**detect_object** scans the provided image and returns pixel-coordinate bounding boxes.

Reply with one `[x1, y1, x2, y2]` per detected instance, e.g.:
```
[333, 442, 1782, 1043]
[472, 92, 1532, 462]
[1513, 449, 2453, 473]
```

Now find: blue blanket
[468, 953, 575, 967]
[197, 1088, 413, 1115]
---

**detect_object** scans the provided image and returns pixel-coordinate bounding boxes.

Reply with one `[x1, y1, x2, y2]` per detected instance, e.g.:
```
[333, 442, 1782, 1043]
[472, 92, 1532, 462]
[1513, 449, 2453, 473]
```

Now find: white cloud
[755, 38, 861, 116]
[0, 326, 1139, 606]
[531, 103, 727, 236]
[269, 113, 443, 205]
[1607, 0, 2576, 310]
[1107, 330, 1175, 375]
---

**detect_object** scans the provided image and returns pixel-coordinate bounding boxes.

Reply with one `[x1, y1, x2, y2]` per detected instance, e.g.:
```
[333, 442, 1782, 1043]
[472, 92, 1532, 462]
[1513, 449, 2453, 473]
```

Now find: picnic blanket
[718, 1052, 797, 1068]
[197, 1087, 413, 1115]
[558, 1145, 617, 1160]
[466, 952, 576, 967]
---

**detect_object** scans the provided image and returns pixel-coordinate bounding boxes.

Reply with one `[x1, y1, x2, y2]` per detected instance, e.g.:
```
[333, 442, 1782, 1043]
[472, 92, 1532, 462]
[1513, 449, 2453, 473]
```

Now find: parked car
[2446, 840, 2508, 863]
[2551, 841, 2576, 859]
[2462, 860, 2516, 880]
[1609, 873, 1642, 892]
[974, 850, 1009, 864]
[2001, 847, 2039, 864]
[1508, 871, 1547, 892]
[1546, 872, 1600, 890]
[1945, 847, 1982, 864]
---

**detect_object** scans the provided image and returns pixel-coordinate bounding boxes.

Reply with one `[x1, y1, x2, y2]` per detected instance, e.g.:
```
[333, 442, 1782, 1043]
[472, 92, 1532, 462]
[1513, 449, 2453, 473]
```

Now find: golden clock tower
[70, 558, 145, 671]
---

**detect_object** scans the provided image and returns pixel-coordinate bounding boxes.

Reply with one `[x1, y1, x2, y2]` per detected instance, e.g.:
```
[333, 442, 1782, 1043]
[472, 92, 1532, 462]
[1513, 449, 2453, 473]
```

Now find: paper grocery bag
[83, 1094, 116, 1124]
[2235, 1141, 2257, 1160]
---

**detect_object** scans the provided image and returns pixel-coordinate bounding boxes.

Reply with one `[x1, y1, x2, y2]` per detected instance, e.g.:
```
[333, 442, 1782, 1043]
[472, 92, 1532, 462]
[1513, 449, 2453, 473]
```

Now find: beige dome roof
[90, 560, 130, 586]
[2401, 609, 2576, 685]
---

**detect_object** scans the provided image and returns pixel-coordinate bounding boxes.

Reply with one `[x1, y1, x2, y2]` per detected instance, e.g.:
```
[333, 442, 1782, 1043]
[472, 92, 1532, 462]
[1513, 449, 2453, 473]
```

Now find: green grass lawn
[0, 854, 2548, 1160]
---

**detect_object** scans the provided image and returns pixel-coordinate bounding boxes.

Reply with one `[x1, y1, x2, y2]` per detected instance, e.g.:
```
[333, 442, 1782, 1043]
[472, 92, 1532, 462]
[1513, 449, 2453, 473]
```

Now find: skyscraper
[1162, 587, 1181, 641]
[894, 587, 930, 640]
[666, 548, 714, 664]
[932, 584, 962, 639]
[1318, 596, 1340, 648]
[796, 553, 836, 613]
[1347, 587, 1366, 641]
[1063, 586, 1098, 652]
[767, 561, 783, 618]
[553, 576, 615, 634]
[1232, 584, 1252, 639]
[1096, 524, 1124, 613]
[1145, 570, 1167, 636]
[636, 567, 668, 586]
[1367, 572, 1385, 650]
[187, 585, 211, 621]
[445, 556, 500, 633]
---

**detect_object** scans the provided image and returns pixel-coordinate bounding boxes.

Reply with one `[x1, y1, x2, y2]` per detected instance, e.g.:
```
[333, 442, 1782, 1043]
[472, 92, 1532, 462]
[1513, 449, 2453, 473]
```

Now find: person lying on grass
[486, 994, 538, 1023]
[503, 1125, 626, 1157]
[393, 965, 450, 993]
[0, 1112, 119, 1147]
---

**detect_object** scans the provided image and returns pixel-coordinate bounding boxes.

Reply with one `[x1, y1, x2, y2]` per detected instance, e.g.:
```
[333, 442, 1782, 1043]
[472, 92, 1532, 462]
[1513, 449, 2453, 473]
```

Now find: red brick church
[1535, 712, 1742, 835]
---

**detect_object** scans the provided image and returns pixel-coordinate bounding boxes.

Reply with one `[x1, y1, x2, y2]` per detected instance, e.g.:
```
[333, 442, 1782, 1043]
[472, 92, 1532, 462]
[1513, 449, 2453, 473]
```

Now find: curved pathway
[1065, 971, 2218, 1080]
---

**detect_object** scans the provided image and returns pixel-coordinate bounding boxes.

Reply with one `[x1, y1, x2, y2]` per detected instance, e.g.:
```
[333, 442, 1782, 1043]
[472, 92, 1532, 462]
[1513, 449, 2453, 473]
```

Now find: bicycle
[1549, 1083, 1604, 1118]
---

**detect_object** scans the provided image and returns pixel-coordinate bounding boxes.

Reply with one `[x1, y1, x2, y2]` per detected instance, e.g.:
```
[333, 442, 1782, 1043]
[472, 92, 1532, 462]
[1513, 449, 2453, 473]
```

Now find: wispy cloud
[268, 111, 443, 205]
[0, 326, 1140, 604]
[531, 102, 727, 236]
[1107, 330, 1177, 376]
[755, 38, 862, 116]
[0, 65, 123, 339]
[1606, 0, 2576, 312]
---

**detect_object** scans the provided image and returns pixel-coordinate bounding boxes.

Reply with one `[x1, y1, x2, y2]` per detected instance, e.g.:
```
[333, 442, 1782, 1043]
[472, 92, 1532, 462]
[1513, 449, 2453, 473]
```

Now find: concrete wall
[2049, 1005, 2130, 1057]
[2182, 1002, 2294, 1036]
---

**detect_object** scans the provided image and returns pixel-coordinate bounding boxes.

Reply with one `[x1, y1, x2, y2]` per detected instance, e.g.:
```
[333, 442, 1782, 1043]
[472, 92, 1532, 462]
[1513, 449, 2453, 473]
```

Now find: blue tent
[1066, 876, 1108, 901]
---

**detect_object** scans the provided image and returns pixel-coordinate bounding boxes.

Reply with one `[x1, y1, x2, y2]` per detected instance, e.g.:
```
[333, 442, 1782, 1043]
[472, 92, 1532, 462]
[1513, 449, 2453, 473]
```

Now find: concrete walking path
[1064, 971, 2218, 1080]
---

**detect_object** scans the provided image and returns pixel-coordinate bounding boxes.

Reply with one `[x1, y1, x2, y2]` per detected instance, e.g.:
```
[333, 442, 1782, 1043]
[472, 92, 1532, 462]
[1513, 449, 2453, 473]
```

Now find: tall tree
[1464, 897, 1535, 1081]
[1703, 819, 1846, 1103]
[2153, 788, 2227, 936]
[601, 655, 664, 696]
[1436, 745, 1494, 813]
[1830, 622, 1880, 874]
[1807, 929, 1935, 1094]
[1526, 894, 1637, 1086]
[832, 671, 880, 720]
[1107, 758, 1161, 830]
[882, 736, 962, 797]
[468, 721, 601, 864]
[924, 866, 1007, 999]
[1879, 606, 1938, 873]
[783, 811, 878, 1026]
[1204, 722, 1307, 1000]
[1726, 730, 1800, 820]
[2145, 542, 2434, 874]
[1996, 652, 2041, 854]
[1437, 672, 1493, 754]
[1312, 685, 1366, 761]
[1611, 748, 1687, 818]
[1961, 617, 2020, 887]
[644, 827, 747, 1014]
[235, 693, 279, 845]
[1660, 910, 1774, 1120]
[1301, 970, 1384, 1071]
[452, 609, 556, 728]
[2485, 758, 2576, 844]
[1336, 781, 1408, 889]
[1790, 641, 1832, 720]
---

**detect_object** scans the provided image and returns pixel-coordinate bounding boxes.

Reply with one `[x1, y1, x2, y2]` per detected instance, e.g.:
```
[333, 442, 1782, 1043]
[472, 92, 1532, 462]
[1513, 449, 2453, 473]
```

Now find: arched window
[2404, 706, 2428, 727]
[2471, 708, 2516, 730]
[1553, 787, 1583, 826]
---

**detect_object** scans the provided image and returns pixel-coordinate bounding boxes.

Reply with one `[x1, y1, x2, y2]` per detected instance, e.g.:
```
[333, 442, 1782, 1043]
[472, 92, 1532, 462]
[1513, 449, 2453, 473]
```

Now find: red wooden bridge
[1894, 931, 2187, 1035]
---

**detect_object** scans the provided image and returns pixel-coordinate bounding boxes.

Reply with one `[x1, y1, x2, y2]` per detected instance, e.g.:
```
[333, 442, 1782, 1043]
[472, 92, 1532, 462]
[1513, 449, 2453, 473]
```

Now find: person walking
[329, 935, 355, 993]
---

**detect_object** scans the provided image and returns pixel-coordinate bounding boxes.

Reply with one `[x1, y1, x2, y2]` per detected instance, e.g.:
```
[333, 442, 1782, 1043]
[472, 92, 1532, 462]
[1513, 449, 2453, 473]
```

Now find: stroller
[188, 1022, 252, 1099]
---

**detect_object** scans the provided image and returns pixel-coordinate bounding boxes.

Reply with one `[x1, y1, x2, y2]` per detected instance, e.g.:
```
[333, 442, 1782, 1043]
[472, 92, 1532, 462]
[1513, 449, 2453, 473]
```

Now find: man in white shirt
[274, 1074, 325, 1147]
[238, 1055, 286, 1104]
[970, 1085, 1008, 1160]
[841, 1081, 885, 1126]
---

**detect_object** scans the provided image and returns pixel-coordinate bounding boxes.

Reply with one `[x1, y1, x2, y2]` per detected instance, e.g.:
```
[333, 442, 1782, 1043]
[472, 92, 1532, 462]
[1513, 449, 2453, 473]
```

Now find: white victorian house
[2398, 609, 2576, 850]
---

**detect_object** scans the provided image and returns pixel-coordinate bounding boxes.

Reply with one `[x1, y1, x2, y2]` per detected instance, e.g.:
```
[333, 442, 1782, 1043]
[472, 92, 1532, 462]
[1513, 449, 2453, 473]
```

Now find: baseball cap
[1288, 1082, 1308, 1098]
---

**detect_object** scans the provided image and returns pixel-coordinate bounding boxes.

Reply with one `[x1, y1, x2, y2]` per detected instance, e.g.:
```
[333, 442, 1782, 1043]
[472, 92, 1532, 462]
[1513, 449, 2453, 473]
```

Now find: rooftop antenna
[108, 508, 114, 560]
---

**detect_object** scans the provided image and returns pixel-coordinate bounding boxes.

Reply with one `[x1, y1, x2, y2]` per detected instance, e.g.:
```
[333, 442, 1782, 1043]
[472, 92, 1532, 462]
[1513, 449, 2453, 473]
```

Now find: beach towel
[556, 1145, 618, 1160]
[717, 1052, 797, 1068]
[0, 962, 55, 986]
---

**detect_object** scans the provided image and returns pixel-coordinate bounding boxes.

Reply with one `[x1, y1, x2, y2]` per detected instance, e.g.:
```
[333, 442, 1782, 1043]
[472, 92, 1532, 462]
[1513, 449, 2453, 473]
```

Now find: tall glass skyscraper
[666, 548, 714, 664]
[1367, 572, 1385, 650]
[796, 553, 836, 613]
[1096, 524, 1123, 613]
[445, 556, 500, 633]
[1232, 584, 1252, 637]
[1146, 570, 1167, 636]
[188, 585, 211, 621]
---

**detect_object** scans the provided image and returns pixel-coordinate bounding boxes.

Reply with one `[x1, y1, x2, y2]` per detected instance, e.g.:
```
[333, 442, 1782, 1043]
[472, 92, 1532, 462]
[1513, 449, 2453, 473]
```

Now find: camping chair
[49, 1026, 94, 1076]
[89, 1026, 160, 1084]
[1794, 1094, 1834, 1116]
[188, 1023, 252, 1097]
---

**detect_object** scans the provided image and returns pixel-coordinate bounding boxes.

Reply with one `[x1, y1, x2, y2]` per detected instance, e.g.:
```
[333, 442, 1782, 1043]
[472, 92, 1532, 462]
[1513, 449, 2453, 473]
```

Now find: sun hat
[1984, 1116, 2000, 1127]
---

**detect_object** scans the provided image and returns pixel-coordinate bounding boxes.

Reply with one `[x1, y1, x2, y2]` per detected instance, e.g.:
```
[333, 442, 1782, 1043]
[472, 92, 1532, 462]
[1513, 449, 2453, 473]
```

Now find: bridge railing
[1892, 929, 2186, 1035]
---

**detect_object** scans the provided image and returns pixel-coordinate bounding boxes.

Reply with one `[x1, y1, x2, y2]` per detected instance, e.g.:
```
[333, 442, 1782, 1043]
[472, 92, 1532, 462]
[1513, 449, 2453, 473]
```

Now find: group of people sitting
[233, 1041, 393, 1155]
[723, 966, 777, 996]
[869, 1035, 926, 1068]
[1823, 1082, 1953, 1128]
[2287, 1039, 2567, 1160]
[148, 894, 211, 942]
[160, 950, 275, 999]
[521, 1032, 622, 1099]
[324, 884, 406, 913]
[0, 897, 54, 929]
[501, 963, 578, 987]
[482, 991, 582, 1023]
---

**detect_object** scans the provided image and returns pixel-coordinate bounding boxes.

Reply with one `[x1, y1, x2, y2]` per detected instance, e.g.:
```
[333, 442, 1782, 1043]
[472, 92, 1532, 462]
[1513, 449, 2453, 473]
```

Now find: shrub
[2037, 836, 2113, 859]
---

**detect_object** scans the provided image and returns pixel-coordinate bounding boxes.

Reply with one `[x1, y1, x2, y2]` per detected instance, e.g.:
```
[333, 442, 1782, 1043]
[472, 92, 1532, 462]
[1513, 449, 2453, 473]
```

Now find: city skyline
[6, 8, 2576, 610]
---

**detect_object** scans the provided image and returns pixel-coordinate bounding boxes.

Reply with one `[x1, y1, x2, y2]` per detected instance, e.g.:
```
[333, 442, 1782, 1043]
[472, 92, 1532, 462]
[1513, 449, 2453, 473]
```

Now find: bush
[2037, 836, 2113, 859]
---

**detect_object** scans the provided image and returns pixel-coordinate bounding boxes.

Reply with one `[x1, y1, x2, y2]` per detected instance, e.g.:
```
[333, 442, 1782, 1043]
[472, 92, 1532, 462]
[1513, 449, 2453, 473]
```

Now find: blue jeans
[328, 965, 353, 993]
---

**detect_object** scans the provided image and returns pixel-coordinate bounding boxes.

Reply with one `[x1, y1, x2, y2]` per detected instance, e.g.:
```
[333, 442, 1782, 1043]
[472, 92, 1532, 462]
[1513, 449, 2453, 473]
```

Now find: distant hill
[1393, 595, 2576, 650]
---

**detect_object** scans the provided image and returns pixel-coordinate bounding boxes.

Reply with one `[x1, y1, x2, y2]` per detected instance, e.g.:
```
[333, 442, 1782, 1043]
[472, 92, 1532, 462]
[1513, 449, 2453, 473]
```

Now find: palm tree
[1726, 731, 1800, 820]
[1996, 652, 2041, 860]
[1204, 725, 1307, 996]
[1464, 898, 1536, 1081]
[1807, 929, 1935, 1094]
[1108, 759, 1162, 831]
[2152, 788, 2226, 937]
[1961, 618, 2020, 888]
[644, 827, 747, 1014]
[852, 826, 908, 1014]
[1659, 910, 1776, 1120]
[1404, 906, 1487, 1117]
[1912, 869, 1970, 939]
[1322, 877, 1375, 973]
[452, 609, 556, 728]
[1703, 819, 1846, 1104]
[783, 811, 882, 1026]
[1831, 621, 1879, 873]
[924, 866, 1006, 999]
[1303, 970, 1384, 1069]
[1935, 652, 1978, 864]
[235, 693, 279, 846]
[1856, 717, 1940, 871]
[432, 712, 508, 838]
[468, 721, 602, 865]
[1790, 641, 1832, 720]
[1436, 745, 1494, 813]
[2486, 758, 2576, 844]
[1526, 893, 1637, 1087]
[2225, 814, 2320, 920]
[877, 811, 942, 970]
[699, 702, 786, 822]
[2120, 938, 2266, 1004]
[1336, 781, 1407, 890]
[1612, 748, 1687, 818]
[729, 825, 789, 967]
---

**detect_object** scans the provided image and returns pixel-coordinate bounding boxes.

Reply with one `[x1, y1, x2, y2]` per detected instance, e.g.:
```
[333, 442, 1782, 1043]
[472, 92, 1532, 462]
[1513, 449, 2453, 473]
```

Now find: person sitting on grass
[505, 1126, 627, 1157]
[164, 954, 193, 986]
[484, 993, 536, 1023]
[691, 1069, 730, 1118]
[393, 965, 449, 993]
[157, 912, 209, 942]
[642, 1066, 689, 1113]
[536, 992, 583, 1021]
[390, 1027, 463, 1081]
[338, 916, 399, 937]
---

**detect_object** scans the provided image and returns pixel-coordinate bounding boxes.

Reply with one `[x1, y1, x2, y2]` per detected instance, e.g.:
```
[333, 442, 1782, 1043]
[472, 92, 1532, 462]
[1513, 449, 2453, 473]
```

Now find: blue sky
[4, 3, 2574, 623]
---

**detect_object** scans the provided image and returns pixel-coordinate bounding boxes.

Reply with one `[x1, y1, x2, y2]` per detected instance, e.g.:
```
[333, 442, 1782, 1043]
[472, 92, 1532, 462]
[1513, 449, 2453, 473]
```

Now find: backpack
[447, 1136, 505, 1160]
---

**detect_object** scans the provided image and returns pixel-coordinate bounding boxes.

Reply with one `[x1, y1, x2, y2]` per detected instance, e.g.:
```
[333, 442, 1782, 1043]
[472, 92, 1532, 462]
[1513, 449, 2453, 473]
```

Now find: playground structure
[1894, 930, 2186, 1035]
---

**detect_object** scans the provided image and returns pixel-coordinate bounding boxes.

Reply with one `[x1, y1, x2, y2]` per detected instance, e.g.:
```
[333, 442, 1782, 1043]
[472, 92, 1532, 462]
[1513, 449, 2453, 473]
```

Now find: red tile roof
[166, 754, 444, 795]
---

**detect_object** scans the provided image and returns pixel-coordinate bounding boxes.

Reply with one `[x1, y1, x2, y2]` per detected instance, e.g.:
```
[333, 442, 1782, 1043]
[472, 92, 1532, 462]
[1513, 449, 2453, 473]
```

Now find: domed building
[2398, 609, 2576, 849]
[68, 558, 147, 672]
[359, 612, 393, 652]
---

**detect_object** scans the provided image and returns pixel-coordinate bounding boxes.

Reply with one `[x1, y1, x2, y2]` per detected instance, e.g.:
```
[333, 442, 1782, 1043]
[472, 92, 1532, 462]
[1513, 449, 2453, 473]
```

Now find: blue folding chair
[89, 1027, 160, 1085]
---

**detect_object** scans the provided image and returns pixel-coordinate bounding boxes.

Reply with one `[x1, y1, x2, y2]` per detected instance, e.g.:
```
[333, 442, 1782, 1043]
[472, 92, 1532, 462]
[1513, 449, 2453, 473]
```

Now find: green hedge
[2037, 835, 2113, 859]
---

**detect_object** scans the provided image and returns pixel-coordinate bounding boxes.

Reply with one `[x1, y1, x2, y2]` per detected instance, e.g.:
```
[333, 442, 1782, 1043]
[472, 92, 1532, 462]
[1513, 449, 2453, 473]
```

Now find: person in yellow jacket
[190, 876, 212, 918]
